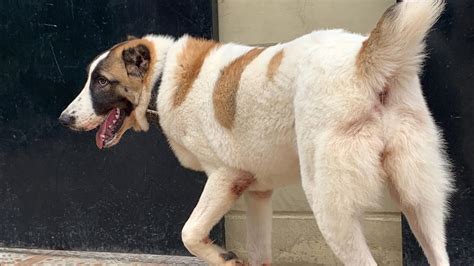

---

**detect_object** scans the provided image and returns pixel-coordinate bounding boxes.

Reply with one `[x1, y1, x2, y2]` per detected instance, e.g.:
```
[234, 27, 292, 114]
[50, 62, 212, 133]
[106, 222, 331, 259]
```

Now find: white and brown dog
[59, 1, 453, 265]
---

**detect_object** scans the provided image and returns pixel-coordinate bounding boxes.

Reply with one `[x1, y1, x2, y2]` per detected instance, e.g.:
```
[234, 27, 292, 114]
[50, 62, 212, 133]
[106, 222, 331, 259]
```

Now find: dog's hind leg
[181, 168, 255, 265]
[297, 124, 385, 265]
[383, 113, 453, 266]
[245, 190, 273, 266]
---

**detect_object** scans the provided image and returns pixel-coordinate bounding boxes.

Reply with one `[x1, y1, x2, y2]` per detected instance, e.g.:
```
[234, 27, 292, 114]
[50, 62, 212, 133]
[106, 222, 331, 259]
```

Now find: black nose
[58, 113, 76, 127]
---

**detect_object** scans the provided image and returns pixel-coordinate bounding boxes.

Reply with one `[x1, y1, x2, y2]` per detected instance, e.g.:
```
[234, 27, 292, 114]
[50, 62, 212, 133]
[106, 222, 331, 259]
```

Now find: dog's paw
[220, 251, 245, 265]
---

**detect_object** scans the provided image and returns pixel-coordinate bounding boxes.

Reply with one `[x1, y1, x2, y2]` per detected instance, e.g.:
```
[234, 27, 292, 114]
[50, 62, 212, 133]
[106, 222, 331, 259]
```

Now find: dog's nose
[58, 113, 76, 127]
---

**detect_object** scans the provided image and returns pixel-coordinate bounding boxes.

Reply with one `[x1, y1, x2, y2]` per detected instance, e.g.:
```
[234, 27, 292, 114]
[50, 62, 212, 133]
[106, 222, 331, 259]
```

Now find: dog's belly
[170, 112, 300, 191]
[244, 144, 301, 191]
[230, 119, 300, 190]
[163, 86, 300, 191]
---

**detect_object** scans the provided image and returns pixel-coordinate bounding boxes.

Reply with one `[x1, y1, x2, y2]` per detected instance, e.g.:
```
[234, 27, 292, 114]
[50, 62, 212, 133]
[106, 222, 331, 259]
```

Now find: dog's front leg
[182, 168, 254, 265]
[245, 190, 273, 266]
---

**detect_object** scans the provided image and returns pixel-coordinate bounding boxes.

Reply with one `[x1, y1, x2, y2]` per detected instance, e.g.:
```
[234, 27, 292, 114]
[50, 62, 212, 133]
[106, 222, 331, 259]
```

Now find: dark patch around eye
[89, 56, 133, 116]
[91, 69, 102, 79]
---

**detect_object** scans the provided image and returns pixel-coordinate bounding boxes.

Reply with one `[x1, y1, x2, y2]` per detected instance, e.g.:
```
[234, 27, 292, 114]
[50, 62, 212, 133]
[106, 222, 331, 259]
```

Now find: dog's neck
[147, 73, 161, 113]
[144, 35, 175, 110]
[135, 35, 175, 127]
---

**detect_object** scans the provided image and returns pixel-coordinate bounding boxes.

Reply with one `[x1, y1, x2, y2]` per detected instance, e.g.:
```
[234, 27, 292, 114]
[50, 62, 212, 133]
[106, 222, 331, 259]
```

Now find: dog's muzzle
[58, 113, 76, 128]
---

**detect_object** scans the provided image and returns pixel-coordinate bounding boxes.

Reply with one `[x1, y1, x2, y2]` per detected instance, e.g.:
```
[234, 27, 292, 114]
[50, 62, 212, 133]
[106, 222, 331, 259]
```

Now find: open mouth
[95, 107, 126, 149]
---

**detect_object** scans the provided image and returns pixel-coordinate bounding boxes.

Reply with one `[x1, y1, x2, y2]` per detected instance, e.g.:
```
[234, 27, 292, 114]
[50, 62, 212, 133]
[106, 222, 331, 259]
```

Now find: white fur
[245, 191, 273, 265]
[61, 51, 109, 130]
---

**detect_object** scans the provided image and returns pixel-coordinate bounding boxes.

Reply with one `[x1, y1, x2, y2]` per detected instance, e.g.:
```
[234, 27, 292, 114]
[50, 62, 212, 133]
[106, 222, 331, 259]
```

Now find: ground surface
[0, 248, 205, 265]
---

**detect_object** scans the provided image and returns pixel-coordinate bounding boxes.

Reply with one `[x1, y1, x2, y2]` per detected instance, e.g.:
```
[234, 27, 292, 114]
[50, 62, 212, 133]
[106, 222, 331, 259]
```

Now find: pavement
[0, 248, 205, 265]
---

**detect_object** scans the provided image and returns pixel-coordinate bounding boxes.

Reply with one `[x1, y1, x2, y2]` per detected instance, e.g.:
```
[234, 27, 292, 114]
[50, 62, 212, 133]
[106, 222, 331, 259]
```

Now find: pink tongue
[95, 108, 119, 149]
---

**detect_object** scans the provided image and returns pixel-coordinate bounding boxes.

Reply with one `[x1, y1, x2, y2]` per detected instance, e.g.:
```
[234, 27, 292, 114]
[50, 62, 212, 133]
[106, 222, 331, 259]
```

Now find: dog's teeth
[115, 114, 119, 119]
[113, 119, 117, 123]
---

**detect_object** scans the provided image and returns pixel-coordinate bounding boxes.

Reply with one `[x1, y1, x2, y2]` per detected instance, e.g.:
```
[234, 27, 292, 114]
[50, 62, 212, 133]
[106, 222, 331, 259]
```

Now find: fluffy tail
[357, 0, 445, 88]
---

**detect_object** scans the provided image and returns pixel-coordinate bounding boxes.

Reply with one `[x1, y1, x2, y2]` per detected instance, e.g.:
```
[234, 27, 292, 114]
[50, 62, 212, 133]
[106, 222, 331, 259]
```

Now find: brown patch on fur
[356, 4, 397, 79]
[357, 33, 378, 78]
[109, 38, 157, 87]
[380, 149, 390, 163]
[380, 147, 392, 171]
[379, 85, 389, 105]
[213, 48, 265, 129]
[231, 172, 256, 197]
[173, 37, 219, 107]
[202, 236, 212, 245]
[248, 190, 273, 199]
[266, 49, 284, 80]
[380, 145, 399, 182]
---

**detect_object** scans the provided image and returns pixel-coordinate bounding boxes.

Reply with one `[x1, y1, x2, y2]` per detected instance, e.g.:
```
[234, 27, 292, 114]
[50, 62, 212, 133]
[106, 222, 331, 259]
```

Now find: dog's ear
[127, 35, 137, 41]
[122, 44, 150, 79]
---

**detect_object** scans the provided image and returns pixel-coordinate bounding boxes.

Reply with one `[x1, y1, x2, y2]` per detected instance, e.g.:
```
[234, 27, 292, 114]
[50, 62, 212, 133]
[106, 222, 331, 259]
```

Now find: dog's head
[59, 36, 169, 149]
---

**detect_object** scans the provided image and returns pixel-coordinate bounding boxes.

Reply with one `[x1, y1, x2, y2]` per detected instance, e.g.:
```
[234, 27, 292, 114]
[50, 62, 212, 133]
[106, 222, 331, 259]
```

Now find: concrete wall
[218, 0, 401, 265]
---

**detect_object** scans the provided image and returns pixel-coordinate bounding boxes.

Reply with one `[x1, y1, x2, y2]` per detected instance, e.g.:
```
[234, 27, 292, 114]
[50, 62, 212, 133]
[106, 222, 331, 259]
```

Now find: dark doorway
[0, 0, 221, 255]
[403, 0, 474, 264]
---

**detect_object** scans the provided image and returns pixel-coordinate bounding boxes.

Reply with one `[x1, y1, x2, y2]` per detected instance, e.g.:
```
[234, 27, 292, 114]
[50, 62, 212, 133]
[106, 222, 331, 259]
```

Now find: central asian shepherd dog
[59, 1, 453, 265]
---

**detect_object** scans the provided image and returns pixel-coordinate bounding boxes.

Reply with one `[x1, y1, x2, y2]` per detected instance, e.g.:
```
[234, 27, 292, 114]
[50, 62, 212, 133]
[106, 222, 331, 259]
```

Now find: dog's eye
[97, 77, 109, 87]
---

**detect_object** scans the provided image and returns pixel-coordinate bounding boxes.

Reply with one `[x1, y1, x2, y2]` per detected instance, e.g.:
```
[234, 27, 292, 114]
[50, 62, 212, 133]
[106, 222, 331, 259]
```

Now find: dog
[59, 1, 453, 265]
